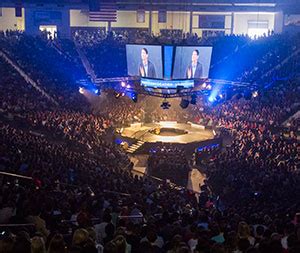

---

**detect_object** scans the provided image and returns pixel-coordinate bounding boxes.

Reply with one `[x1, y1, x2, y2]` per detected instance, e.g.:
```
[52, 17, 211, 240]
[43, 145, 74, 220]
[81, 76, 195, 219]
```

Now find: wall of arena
[233, 12, 275, 34]
[0, 7, 25, 31]
[0, 6, 287, 37]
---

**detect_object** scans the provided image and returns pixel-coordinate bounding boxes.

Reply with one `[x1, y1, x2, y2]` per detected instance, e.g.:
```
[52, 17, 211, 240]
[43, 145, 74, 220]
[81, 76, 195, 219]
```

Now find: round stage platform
[118, 121, 214, 144]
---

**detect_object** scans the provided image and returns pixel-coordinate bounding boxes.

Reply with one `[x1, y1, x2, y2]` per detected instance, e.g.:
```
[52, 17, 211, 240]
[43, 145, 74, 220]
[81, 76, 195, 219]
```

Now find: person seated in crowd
[0, 29, 299, 253]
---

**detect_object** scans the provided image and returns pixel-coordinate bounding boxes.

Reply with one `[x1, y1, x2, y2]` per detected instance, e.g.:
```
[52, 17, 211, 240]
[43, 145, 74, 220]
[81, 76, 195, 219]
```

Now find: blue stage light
[208, 96, 215, 102]
[79, 87, 84, 94]
[130, 92, 138, 103]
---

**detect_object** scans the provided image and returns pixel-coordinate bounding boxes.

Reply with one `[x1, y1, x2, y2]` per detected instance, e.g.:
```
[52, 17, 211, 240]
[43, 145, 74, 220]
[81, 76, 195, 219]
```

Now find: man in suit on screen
[185, 49, 203, 79]
[139, 48, 156, 78]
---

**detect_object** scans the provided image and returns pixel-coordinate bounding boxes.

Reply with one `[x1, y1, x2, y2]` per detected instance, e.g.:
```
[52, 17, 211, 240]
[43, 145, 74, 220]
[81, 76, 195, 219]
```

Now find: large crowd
[148, 145, 190, 186]
[0, 31, 88, 110]
[0, 28, 299, 253]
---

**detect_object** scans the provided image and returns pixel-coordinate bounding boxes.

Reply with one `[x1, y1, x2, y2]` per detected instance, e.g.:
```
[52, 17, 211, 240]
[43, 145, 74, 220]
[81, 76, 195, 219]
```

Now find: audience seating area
[0, 29, 299, 253]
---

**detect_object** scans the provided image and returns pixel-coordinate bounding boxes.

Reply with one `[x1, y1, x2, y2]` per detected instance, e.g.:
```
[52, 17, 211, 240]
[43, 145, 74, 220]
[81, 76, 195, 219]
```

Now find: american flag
[89, 0, 117, 22]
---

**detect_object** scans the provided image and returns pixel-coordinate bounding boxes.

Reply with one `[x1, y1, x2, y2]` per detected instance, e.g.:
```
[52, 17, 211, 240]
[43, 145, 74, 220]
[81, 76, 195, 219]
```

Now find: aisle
[130, 154, 149, 177]
[186, 168, 206, 194]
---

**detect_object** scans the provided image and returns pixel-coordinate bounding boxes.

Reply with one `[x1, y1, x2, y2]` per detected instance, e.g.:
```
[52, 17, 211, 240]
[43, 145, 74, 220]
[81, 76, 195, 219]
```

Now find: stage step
[127, 141, 145, 154]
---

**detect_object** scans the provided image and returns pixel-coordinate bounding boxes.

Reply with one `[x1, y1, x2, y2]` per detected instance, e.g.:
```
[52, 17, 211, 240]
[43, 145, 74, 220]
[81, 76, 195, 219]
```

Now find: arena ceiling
[2, 0, 297, 4]
[2, 0, 300, 13]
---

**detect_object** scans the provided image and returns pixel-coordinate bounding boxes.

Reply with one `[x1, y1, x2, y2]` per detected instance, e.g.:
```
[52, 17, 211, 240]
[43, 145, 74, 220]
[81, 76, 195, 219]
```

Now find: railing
[261, 48, 300, 80]
[131, 168, 202, 195]
[74, 41, 97, 81]
[0, 223, 35, 227]
[0, 171, 32, 180]
[0, 50, 59, 106]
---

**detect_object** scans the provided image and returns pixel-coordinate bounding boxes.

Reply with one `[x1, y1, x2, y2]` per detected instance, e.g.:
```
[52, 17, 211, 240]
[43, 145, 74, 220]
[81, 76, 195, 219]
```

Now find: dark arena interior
[0, 0, 300, 252]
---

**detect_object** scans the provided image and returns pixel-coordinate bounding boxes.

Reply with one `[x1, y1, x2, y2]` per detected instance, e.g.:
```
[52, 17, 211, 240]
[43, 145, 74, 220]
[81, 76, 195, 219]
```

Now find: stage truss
[77, 76, 257, 99]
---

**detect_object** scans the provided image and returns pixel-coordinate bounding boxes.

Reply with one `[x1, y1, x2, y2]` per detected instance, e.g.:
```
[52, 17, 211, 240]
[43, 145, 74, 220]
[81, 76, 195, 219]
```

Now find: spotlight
[161, 100, 171, 110]
[208, 95, 216, 103]
[94, 89, 101, 96]
[126, 84, 131, 89]
[180, 98, 189, 109]
[131, 92, 138, 103]
[206, 84, 212, 90]
[252, 91, 258, 98]
[115, 92, 121, 99]
[215, 95, 221, 102]
[190, 94, 197, 105]
[202, 82, 207, 88]
[79, 87, 84, 94]
[121, 81, 126, 87]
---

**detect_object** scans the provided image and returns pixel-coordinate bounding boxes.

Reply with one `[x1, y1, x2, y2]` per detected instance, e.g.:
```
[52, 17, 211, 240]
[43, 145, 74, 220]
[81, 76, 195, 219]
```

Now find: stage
[118, 121, 214, 144]
[122, 122, 216, 188]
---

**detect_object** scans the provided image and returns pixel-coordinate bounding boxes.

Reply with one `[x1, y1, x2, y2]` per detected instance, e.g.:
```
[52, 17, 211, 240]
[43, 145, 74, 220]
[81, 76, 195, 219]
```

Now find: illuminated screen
[126, 44, 163, 79]
[173, 46, 212, 79]
[141, 78, 194, 89]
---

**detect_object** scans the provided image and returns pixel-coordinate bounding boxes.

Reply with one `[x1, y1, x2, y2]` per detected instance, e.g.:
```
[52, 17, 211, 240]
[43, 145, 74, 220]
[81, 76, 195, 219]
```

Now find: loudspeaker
[180, 99, 189, 109]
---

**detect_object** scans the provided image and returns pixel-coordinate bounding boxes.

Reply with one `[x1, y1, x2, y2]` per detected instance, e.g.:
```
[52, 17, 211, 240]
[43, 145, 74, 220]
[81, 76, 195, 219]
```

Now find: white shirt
[281, 236, 288, 249]
[188, 238, 198, 252]
[192, 64, 197, 78]
[95, 222, 108, 244]
[143, 63, 148, 77]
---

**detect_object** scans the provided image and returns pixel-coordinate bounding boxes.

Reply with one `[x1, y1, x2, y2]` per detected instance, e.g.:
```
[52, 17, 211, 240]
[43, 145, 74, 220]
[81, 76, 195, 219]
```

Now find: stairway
[127, 140, 145, 154]
[0, 50, 59, 106]
[74, 41, 97, 82]
[50, 40, 64, 56]
[129, 155, 148, 177]
[261, 48, 300, 80]
[282, 110, 300, 127]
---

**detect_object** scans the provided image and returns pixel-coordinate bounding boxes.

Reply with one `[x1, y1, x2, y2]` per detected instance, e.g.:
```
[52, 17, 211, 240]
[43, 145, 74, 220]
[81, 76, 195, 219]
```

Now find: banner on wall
[158, 10, 167, 23]
[34, 11, 62, 25]
[199, 15, 225, 29]
[137, 9, 145, 23]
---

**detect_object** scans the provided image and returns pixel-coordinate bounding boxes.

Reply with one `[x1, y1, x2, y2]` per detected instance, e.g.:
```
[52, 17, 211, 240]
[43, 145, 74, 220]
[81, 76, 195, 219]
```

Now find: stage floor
[119, 121, 214, 144]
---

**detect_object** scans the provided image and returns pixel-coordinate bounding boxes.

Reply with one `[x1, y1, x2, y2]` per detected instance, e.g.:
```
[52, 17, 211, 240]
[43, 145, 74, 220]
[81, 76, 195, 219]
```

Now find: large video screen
[173, 46, 212, 79]
[126, 45, 163, 79]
